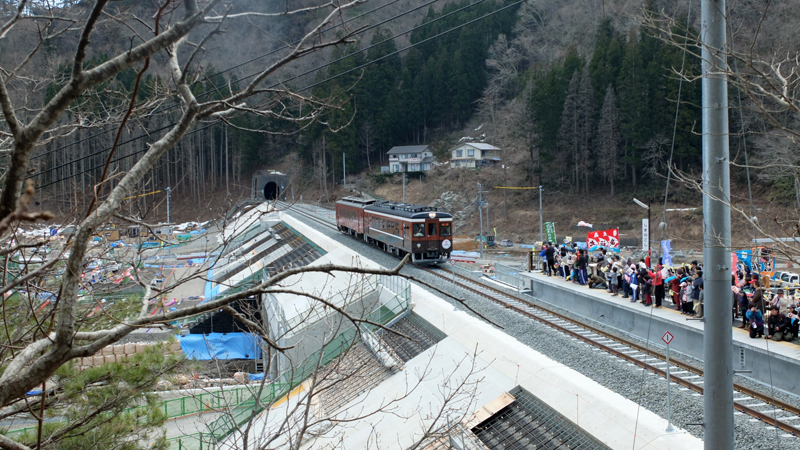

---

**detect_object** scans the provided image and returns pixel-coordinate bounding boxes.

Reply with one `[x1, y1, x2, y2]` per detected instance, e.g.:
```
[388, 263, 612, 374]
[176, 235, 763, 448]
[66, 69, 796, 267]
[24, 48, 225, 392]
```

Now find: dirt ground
[292, 162, 797, 254]
[35, 151, 798, 256]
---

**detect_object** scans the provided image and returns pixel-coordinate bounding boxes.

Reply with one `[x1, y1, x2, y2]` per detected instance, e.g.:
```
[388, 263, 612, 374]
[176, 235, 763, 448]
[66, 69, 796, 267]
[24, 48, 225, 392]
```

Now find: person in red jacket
[669, 268, 682, 310]
[653, 264, 665, 308]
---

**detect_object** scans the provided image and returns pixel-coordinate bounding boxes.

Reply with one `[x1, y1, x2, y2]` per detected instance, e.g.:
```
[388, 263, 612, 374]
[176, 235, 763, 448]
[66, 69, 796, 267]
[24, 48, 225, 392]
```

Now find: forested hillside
[4, 0, 800, 214]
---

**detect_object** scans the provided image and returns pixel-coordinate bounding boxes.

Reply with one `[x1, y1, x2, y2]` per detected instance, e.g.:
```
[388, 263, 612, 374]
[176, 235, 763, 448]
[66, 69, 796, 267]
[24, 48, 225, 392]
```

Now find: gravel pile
[291, 210, 798, 449]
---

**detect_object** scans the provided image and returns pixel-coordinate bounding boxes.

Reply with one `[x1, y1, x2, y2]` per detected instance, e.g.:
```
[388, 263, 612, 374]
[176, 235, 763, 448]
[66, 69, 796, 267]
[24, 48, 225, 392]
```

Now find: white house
[449, 143, 502, 168]
[386, 145, 439, 173]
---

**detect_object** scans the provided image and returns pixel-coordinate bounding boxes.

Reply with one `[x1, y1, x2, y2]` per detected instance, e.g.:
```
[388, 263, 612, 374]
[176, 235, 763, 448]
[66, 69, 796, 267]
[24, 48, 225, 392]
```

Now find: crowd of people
[538, 243, 799, 342]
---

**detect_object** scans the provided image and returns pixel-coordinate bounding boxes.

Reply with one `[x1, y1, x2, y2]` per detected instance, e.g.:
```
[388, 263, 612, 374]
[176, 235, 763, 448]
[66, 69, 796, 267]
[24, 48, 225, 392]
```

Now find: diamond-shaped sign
[662, 331, 674, 345]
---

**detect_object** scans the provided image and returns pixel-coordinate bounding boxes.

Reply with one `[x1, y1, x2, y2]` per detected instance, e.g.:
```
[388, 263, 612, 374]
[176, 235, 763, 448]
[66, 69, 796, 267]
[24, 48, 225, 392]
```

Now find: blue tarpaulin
[248, 373, 265, 381]
[179, 333, 262, 360]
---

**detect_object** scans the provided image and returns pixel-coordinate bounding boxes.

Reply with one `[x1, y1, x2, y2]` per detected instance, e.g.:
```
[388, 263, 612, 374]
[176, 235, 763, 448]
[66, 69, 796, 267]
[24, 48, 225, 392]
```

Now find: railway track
[279, 201, 800, 436]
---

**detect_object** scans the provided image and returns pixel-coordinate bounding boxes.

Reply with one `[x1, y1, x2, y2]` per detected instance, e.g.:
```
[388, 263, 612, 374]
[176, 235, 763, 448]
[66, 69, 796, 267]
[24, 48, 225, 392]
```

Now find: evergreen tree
[557, 70, 581, 191]
[598, 84, 622, 195]
[359, 28, 402, 160]
[577, 64, 596, 193]
[588, 18, 624, 106]
[528, 47, 584, 172]
[656, 20, 702, 171]
[616, 28, 660, 188]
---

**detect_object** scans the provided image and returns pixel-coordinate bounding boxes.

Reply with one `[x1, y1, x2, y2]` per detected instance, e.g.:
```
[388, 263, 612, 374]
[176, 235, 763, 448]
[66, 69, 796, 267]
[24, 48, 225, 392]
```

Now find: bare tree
[359, 121, 374, 171]
[751, 132, 800, 210]
[644, 4, 800, 254]
[0, 1, 399, 448]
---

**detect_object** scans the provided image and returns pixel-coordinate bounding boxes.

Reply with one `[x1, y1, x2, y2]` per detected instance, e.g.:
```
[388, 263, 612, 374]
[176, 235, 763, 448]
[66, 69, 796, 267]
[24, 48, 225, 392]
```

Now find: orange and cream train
[335, 196, 452, 264]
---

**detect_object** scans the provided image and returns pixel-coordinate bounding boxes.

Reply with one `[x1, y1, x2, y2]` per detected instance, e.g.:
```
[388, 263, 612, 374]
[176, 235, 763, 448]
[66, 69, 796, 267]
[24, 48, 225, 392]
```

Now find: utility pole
[647, 200, 653, 269]
[477, 183, 490, 253]
[701, 0, 733, 447]
[343, 152, 346, 189]
[166, 187, 171, 224]
[502, 165, 508, 220]
[225, 126, 230, 196]
[478, 183, 484, 258]
[402, 172, 406, 203]
[538, 186, 543, 243]
[486, 193, 490, 237]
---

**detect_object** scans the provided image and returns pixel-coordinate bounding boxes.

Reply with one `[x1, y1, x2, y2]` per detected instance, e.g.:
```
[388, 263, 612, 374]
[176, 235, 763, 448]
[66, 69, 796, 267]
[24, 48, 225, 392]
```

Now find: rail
[419, 264, 800, 437]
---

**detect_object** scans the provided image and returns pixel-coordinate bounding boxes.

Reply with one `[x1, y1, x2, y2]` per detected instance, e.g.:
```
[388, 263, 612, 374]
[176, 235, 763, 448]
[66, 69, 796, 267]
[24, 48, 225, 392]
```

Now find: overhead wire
[29, 0, 483, 178]
[634, 3, 694, 449]
[729, 5, 778, 441]
[34, 0, 520, 189]
[28, 0, 408, 162]
[660, 0, 694, 242]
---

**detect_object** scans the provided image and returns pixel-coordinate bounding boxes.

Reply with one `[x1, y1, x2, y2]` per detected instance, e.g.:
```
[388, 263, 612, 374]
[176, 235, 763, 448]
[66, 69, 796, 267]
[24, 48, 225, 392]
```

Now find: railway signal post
[662, 331, 675, 432]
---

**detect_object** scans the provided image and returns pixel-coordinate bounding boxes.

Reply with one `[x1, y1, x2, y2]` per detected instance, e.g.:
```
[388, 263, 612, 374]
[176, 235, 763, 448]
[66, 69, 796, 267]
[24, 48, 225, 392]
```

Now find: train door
[426, 221, 439, 251]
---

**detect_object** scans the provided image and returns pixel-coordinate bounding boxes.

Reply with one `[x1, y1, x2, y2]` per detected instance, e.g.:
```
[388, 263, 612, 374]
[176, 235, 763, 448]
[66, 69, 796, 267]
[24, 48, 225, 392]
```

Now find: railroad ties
[283, 201, 800, 438]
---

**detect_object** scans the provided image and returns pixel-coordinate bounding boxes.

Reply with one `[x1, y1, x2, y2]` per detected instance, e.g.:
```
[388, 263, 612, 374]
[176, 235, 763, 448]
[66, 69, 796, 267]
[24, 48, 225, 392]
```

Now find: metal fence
[379, 274, 411, 302]
[493, 263, 527, 292]
[2, 387, 257, 441]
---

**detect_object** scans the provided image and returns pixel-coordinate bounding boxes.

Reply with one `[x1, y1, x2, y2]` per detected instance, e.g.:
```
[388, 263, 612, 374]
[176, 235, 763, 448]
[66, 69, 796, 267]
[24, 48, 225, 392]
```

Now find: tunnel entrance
[263, 182, 278, 200]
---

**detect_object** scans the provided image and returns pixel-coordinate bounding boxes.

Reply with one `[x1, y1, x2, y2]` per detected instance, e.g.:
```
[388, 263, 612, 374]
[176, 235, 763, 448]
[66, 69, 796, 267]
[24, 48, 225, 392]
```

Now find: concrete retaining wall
[522, 274, 800, 394]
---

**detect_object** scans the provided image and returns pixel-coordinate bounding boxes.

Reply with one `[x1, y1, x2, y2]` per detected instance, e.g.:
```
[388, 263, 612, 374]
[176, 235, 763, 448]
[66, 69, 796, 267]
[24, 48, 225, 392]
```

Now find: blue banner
[661, 240, 673, 267]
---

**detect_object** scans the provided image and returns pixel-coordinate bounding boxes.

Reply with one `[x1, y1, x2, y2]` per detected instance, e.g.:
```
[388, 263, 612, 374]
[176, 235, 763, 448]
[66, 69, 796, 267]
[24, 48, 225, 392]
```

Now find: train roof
[337, 196, 377, 206]
[365, 201, 452, 219]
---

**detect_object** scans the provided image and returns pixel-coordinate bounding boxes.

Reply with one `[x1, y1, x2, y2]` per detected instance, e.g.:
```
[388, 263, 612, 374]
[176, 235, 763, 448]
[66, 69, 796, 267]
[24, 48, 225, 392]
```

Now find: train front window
[413, 223, 425, 237]
[440, 223, 451, 237]
[428, 223, 437, 236]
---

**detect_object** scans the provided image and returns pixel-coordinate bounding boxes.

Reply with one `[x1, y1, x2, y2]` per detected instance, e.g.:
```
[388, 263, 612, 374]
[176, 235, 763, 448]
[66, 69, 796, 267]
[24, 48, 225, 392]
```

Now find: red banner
[587, 228, 620, 252]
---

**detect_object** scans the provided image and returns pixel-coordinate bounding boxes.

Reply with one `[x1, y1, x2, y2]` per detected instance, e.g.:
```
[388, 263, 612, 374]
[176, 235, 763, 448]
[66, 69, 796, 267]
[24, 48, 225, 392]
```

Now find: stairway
[316, 343, 392, 414]
[379, 313, 446, 362]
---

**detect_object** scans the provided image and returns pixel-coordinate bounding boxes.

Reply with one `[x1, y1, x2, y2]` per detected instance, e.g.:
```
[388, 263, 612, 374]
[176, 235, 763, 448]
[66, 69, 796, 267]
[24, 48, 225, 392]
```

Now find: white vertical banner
[642, 218, 650, 255]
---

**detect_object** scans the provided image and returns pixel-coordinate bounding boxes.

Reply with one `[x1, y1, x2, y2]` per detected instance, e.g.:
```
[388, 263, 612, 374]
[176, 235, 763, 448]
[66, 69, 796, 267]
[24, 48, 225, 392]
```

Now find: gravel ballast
[289, 207, 798, 449]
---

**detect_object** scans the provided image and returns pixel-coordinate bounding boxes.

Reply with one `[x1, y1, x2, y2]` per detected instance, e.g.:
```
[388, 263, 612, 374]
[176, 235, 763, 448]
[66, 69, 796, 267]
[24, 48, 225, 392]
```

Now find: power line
[29, 0, 406, 162]
[302, 0, 521, 93]
[34, 0, 519, 188]
[29, 0, 458, 179]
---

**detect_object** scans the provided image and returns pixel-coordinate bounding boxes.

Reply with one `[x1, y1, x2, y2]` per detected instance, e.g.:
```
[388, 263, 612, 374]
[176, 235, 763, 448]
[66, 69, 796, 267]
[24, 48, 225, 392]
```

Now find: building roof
[387, 145, 430, 155]
[421, 156, 438, 163]
[455, 142, 501, 151]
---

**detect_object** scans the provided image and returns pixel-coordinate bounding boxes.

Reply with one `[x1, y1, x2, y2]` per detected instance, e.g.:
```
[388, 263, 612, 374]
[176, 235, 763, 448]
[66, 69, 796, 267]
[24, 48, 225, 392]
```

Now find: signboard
[544, 222, 557, 244]
[587, 228, 620, 252]
[407, 157, 422, 163]
[642, 218, 650, 254]
[661, 331, 674, 345]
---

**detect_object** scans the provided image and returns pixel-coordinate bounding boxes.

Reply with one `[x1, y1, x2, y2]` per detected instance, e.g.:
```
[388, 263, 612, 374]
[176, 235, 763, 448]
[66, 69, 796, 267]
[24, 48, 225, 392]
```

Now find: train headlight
[428, 212, 436, 218]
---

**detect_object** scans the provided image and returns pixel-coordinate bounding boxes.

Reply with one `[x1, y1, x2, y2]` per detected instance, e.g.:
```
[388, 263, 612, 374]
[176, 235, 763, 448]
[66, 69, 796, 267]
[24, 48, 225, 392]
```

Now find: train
[335, 196, 453, 264]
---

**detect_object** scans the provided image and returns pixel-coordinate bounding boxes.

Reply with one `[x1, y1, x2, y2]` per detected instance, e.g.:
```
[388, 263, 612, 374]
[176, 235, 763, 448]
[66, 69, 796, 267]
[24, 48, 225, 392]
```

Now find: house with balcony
[449, 143, 502, 168]
[385, 145, 438, 173]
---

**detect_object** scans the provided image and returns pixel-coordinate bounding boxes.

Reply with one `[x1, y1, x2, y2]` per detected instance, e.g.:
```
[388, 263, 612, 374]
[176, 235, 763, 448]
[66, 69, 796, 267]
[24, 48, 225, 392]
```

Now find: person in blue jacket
[629, 267, 639, 303]
[745, 303, 764, 338]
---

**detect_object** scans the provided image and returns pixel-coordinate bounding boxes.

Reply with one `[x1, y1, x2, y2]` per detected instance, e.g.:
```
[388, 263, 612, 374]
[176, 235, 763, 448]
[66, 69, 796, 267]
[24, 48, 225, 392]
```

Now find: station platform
[265, 213, 702, 449]
[518, 270, 800, 393]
